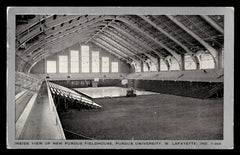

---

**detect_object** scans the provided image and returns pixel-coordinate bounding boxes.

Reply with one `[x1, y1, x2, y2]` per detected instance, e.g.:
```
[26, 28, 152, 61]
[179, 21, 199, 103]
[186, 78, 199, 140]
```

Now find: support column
[157, 57, 161, 72]
[193, 55, 200, 70]
[140, 61, 144, 72]
[218, 49, 223, 69]
[89, 46, 92, 73]
[164, 59, 170, 72]
[144, 53, 159, 71]
[181, 55, 185, 71]
[109, 54, 112, 73]
[56, 52, 59, 74]
[67, 48, 71, 74]
[79, 43, 82, 73]
[44, 58, 47, 74]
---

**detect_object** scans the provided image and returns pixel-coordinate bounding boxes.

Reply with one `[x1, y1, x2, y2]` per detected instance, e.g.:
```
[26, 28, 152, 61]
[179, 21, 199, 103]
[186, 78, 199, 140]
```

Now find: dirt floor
[59, 93, 223, 140]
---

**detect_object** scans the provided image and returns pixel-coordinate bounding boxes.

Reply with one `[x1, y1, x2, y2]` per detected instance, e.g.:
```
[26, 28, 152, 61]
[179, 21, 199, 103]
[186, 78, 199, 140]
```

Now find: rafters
[15, 15, 224, 73]
[90, 41, 126, 60]
[118, 16, 183, 70]
[166, 15, 219, 69]
[16, 15, 115, 50]
[92, 38, 141, 64]
[19, 19, 116, 59]
[109, 24, 165, 59]
[27, 33, 93, 68]
[139, 15, 200, 69]
[85, 16, 118, 44]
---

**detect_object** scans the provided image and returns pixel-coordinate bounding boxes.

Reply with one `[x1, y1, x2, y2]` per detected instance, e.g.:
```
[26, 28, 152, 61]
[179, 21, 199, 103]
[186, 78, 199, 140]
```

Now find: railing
[16, 15, 81, 49]
[47, 81, 101, 108]
[17, 28, 43, 48]
[16, 15, 51, 36]
[46, 80, 66, 139]
[16, 71, 42, 82]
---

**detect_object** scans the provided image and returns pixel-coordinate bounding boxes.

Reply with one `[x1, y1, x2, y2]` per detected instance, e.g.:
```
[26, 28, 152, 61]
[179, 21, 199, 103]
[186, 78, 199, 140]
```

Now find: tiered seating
[17, 81, 65, 140]
[15, 72, 43, 139]
[15, 91, 34, 121]
[47, 81, 101, 109]
[15, 86, 25, 95]
[171, 82, 222, 98]
[15, 72, 44, 123]
[126, 69, 223, 82]
[131, 79, 223, 99]
[15, 72, 43, 93]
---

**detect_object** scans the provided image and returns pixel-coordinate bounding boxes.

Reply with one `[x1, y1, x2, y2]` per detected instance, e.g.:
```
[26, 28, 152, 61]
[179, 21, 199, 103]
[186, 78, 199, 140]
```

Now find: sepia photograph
[7, 7, 234, 149]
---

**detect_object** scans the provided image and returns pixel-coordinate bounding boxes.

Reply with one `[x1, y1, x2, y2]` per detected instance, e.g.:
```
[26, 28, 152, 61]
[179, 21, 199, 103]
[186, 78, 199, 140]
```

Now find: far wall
[30, 42, 131, 74]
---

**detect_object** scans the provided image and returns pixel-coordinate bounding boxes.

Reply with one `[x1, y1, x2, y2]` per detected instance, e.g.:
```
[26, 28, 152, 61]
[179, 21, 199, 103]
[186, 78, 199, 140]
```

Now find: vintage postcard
[6, 7, 234, 149]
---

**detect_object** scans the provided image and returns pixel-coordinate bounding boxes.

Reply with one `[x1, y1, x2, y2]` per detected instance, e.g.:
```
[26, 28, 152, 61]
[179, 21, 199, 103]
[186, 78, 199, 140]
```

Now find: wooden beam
[102, 30, 143, 55]
[89, 41, 127, 60]
[20, 23, 103, 58]
[19, 17, 111, 56]
[17, 15, 115, 50]
[102, 29, 162, 66]
[95, 36, 146, 66]
[139, 16, 194, 55]
[28, 31, 95, 61]
[96, 34, 147, 65]
[97, 34, 135, 56]
[118, 17, 183, 70]
[200, 15, 224, 34]
[108, 23, 172, 68]
[108, 24, 164, 58]
[94, 37, 129, 57]
[85, 16, 118, 44]
[17, 15, 52, 36]
[144, 53, 159, 71]
[27, 36, 91, 72]
[91, 39, 140, 65]
[139, 15, 200, 69]
[166, 15, 219, 69]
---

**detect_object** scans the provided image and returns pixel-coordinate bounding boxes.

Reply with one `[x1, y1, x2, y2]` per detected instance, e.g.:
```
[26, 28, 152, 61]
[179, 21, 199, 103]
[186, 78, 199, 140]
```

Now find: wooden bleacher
[15, 72, 43, 94]
[46, 81, 102, 109]
[126, 69, 223, 82]
[15, 72, 44, 124]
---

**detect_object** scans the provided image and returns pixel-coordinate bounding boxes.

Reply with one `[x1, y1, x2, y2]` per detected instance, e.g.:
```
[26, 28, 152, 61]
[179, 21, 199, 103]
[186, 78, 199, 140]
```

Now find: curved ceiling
[15, 15, 224, 72]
